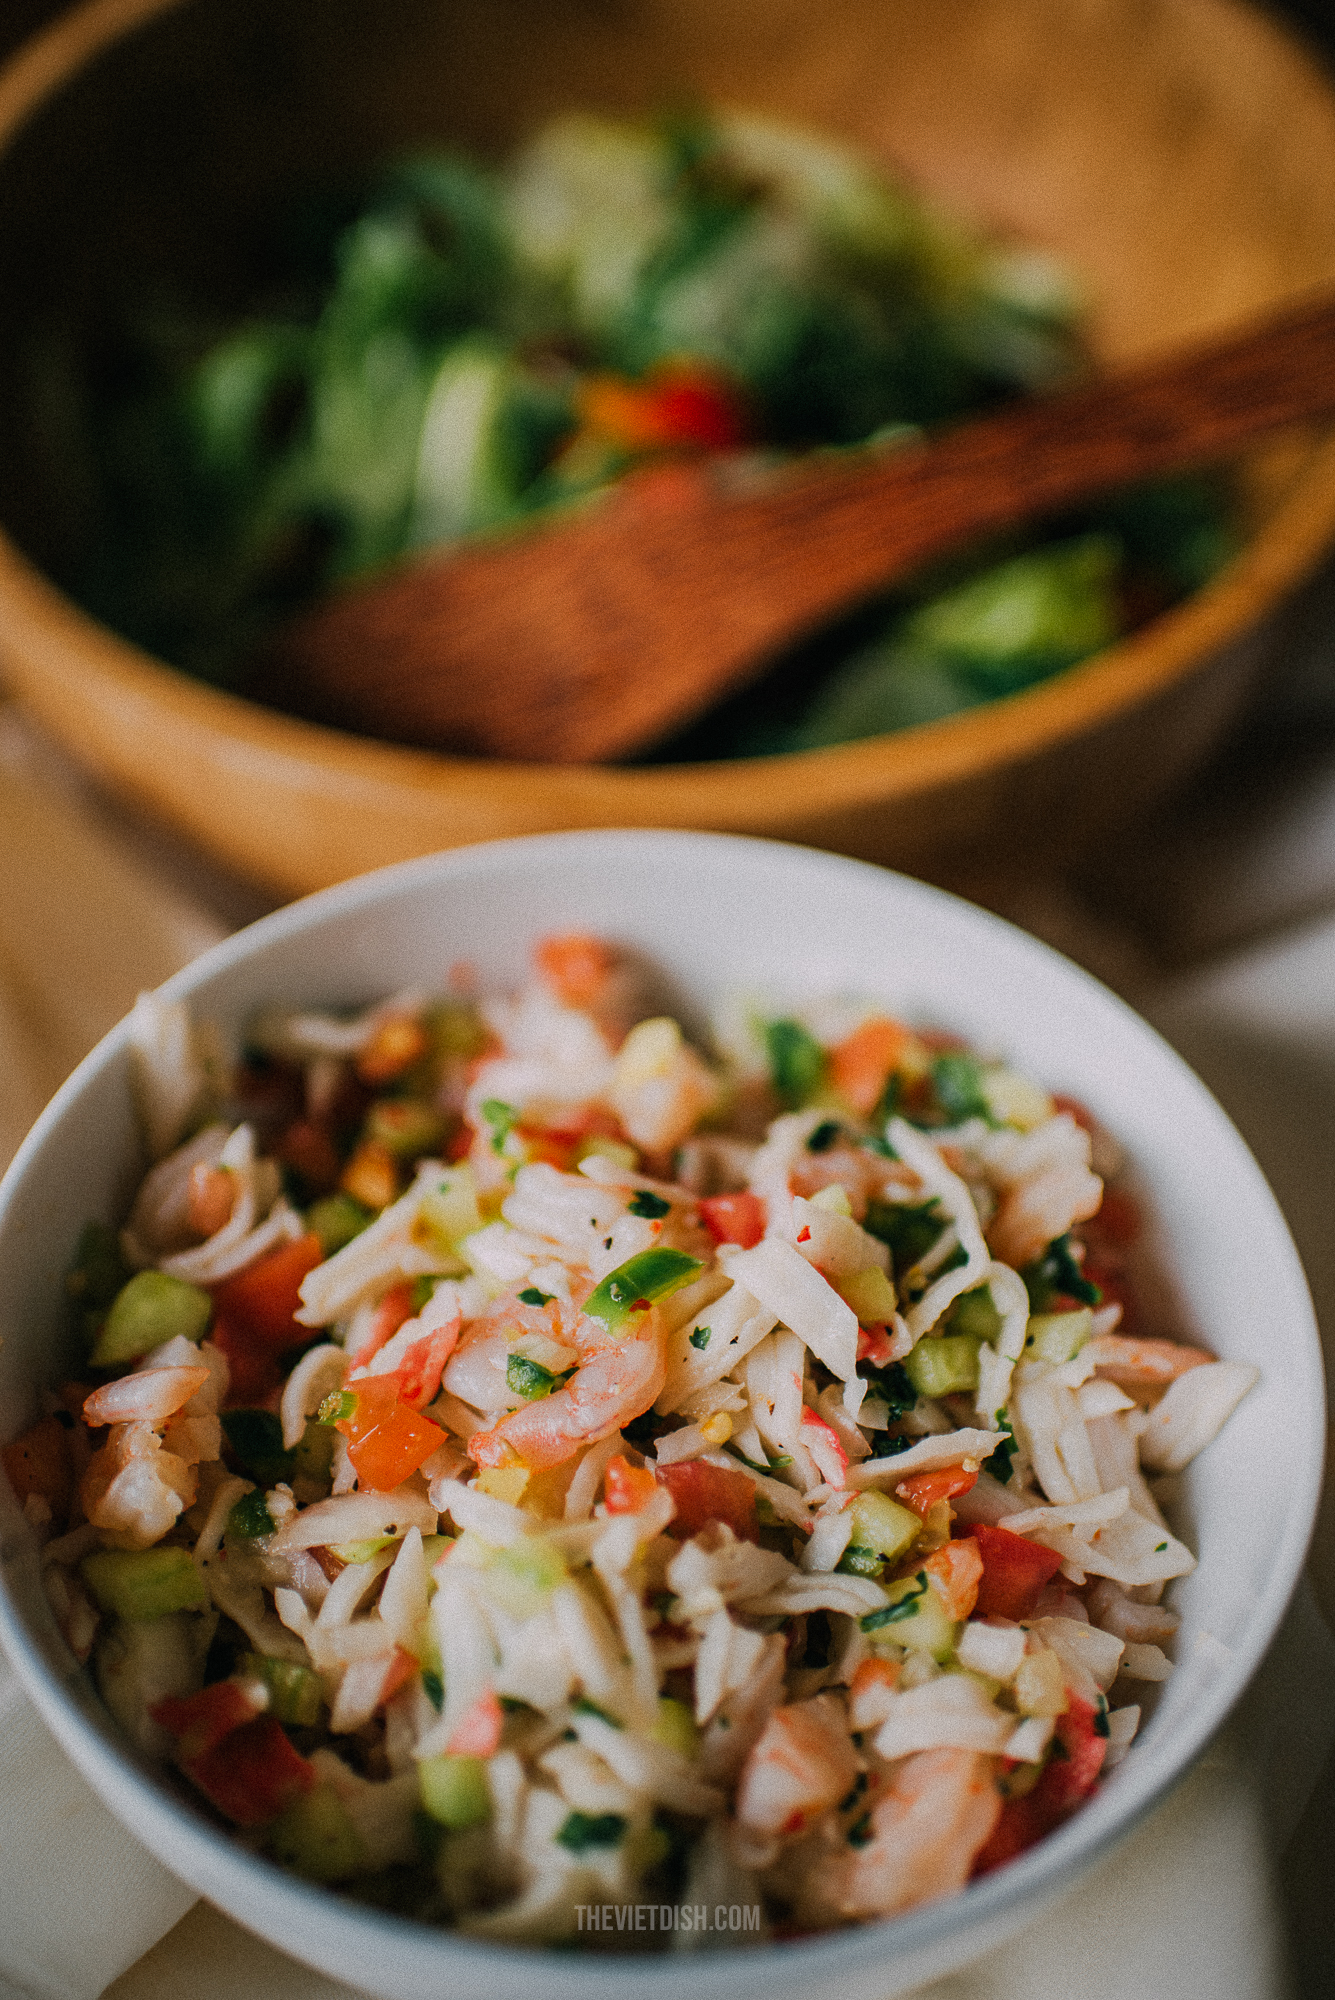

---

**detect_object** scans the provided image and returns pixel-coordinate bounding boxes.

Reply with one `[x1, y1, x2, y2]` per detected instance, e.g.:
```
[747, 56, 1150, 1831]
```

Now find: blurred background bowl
[2, 0, 1335, 900]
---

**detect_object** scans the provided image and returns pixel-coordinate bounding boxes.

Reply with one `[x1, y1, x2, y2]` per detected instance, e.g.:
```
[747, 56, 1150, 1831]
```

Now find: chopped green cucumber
[82, 1546, 210, 1620]
[904, 1332, 982, 1398]
[1025, 1308, 1093, 1364]
[419, 1754, 492, 1829]
[267, 1781, 363, 1881]
[846, 1488, 921, 1563]
[91, 1270, 212, 1365]
[241, 1652, 325, 1727]
[861, 1569, 957, 1661]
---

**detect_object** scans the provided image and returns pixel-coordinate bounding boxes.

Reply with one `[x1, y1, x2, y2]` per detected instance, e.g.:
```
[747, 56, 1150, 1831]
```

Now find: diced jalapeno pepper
[583, 1248, 703, 1335]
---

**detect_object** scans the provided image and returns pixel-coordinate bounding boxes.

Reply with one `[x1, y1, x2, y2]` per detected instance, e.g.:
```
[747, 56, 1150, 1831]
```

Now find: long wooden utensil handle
[272, 290, 1335, 763]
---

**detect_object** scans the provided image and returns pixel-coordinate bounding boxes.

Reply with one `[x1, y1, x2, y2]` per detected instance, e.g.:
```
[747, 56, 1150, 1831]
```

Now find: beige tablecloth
[1, 692, 1334, 2000]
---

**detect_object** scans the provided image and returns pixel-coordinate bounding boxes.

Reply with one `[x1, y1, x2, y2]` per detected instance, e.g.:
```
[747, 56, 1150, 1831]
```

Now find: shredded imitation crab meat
[12, 937, 1258, 1947]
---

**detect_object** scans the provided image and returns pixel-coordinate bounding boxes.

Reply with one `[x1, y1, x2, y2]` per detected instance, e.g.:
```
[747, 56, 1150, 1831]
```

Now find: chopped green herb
[985, 1415, 1018, 1484]
[764, 1017, 826, 1108]
[556, 1811, 628, 1853]
[807, 1120, 842, 1153]
[628, 1190, 671, 1218]
[1155, 1541, 1168, 1553]
[863, 1197, 945, 1279]
[583, 1248, 703, 1333]
[1094, 1693, 1111, 1739]
[481, 1098, 519, 1153]
[839, 1771, 869, 1812]
[221, 1407, 295, 1483]
[837, 1545, 884, 1579]
[421, 1669, 444, 1712]
[848, 1812, 874, 1847]
[931, 1051, 992, 1124]
[227, 1489, 277, 1540]
[688, 1324, 711, 1350]
[860, 1571, 928, 1630]
[862, 1133, 898, 1159]
[1023, 1232, 1101, 1309]
[517, 1286, 554, 1307]
[572, 1696, 623, 1728]
[859, 1358, 917, 1418]
[869, 1431, 914, 1459]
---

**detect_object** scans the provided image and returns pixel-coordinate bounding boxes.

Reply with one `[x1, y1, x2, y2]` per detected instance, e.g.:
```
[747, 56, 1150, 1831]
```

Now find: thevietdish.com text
[575, 1903, 762, 1934]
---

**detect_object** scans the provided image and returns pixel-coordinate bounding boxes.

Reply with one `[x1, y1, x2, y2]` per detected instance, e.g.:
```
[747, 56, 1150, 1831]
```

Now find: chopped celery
[82, 1546, 210, 1620]
[306, 1192, 373, 1254]
[241, 1652, 325, 1727]
[419, 1754, 491, 1829]
[846, 1489, 921, 1562]
[904, 1332, 983, 1398]
[329, 1533, 396, 1564]
[266, 1782, 363, 1882]
[764, 1018, 826, 1107]
[1025, 1308, 1093, 1364]
[92, 1269, 212, 1365]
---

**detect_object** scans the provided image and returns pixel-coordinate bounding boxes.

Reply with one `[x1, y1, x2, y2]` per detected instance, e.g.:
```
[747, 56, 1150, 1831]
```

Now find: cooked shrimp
[1087, 1332, 1214, 1388]
[983, 1114, 1102, 1269]
[471, 1317, 666, 1472]
[817, 1747, 1001, 1918]
[79, 1421, 197, 1550]
[734, 1695, 859, 1840]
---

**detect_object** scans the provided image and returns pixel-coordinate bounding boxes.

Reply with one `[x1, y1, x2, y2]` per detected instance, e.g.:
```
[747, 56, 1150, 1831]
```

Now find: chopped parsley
[1155, 1541, 1168, 1553]
[1093, 1693, 1111, 1739]
[556, 1811, 627, 1853]
[480, 1098, 519, 1153]
[420, 1669, 444, 1712]
[764, 1017, 826, 1108]
[848, 1812, 874, 1847]
[226, 1489, 276, 1540]
[860, 1571, 929, 1630]
[505, 1354, 573, 1400]
[859, 1358, 916, 1419]
[688, 1324, 712, 1350]
[863, 1196, 946, 1279]
[517, 1286, 554, 1306]
[628, 1190, 671, 1218]
[1023, 1231, 1101, 1309]
[985, 1414, 1018, 1483]
[807, 1119, 842, 1152]
[931, 1051, 992, 1124]
[572, 1696, 623, 1728]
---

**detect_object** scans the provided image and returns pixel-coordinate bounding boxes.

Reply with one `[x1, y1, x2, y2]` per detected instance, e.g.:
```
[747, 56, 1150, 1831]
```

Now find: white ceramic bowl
[0, 831, 1322, 2000]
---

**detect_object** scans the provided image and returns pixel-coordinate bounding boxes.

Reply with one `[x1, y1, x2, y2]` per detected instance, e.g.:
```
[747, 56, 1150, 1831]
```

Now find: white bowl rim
[0, 828, 1324, 1996]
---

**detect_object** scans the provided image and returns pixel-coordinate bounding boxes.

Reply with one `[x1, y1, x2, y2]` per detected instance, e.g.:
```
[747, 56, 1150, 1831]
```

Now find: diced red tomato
[347, 1282, 417, 1370]
[395, 1317, 462, 1409]
[1033, 1691, 1108, 1817]
[699, 1192, 766, 1249]
[971, 1791, 1048, 1874]
[921, 1537, 984, 1620]
[534, 934, 616, 1009]
[576, 361, 748, 453]
[210, 1316, 285, 1409]
[1090, 1185, 1140, 1248]
[2, 1414, 74, 1518]
[152, 1678, 266, 1764]
[895, 1466, 979, 1518]
[830, 1016, 911, 1117]
[969, 1523, 1065, 1621]
[446, 1686, 504, 1758]
[273, 1116, 343, 1194]
[657, 1459, 759, 1543]
[603, 1453, 659, 1514]
[211, 1234, 325, 1351]
[335, 1375, 443, 1490]
[189, 1716, 316, 1827]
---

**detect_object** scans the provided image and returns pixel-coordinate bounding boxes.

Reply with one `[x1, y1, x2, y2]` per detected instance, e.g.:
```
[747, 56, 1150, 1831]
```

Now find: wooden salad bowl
[2, 0, 1335, 899]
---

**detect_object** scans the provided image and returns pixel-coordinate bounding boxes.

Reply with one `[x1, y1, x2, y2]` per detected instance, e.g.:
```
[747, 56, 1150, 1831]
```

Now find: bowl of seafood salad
[0, 833, 1319, 2000]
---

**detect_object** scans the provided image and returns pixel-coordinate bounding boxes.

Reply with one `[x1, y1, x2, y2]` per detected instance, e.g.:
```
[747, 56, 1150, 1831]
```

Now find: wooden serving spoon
[263, 290, 1335, 764]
